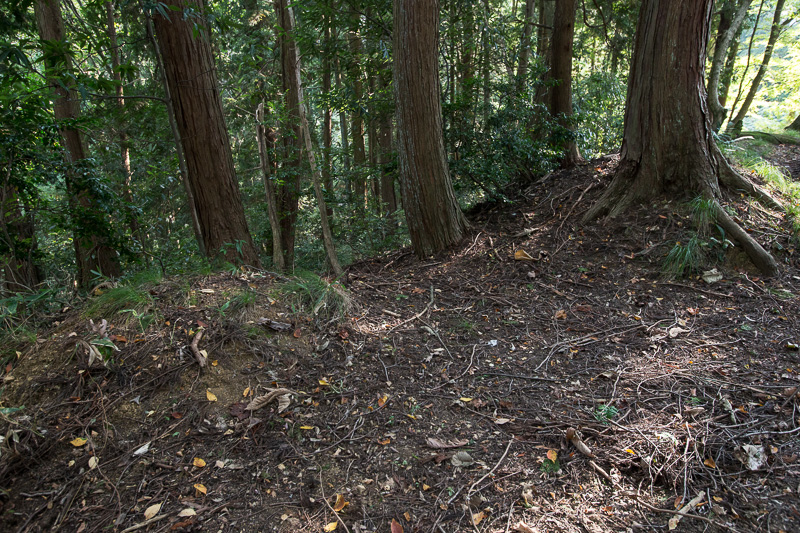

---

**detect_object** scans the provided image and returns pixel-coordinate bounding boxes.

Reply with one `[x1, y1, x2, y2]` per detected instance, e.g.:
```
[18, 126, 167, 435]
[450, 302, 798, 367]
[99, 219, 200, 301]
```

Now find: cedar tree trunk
[152, 0, 258, 265]
[35, 0, 121, 287]
[787, 114, 800, 131]
[548, 0, 583, 168]
[707, 0, 751, 131]
[394, 0, 468, 258]
[1, 183, 43, 294]
[583, 0, 778, 276]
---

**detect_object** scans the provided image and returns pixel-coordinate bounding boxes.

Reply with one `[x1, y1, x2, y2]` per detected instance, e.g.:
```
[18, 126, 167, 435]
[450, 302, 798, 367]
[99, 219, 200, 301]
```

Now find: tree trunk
[536, 0, 554, 59]
[549, 0, 583, 168]
[143, 12, 206, 257]
[787, 114, 800, 131]
[707, 0, 751, 131]
[481, 0, 491, 125]
[35, 0, 121, 287]
[583, 0, 778, 276]
[106, 1, 141, 243]
[727, 0, 786, 135]
[273, 0, 303, 270]
[516, 0, 535, 92]
[322, 4, 334, 218]
[1, 182, 43, 294]
[394, 0, 468, 258]
[378, 69, 397, 219]
[256, 104, 285, 271]
[348, 17, 367, 212]
[719, 17, 745, 109]
[152, 0, 258, 265]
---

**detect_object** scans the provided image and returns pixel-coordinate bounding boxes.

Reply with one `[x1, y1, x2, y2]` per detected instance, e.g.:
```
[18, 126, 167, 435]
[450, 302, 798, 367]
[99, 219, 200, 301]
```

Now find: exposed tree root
[715, 148, 784, 211]
[712, 200, 778, 276]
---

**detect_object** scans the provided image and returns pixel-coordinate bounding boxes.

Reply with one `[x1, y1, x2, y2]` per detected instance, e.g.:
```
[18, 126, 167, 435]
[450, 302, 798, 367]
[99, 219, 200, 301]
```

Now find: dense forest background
[2, 0, 799, 296]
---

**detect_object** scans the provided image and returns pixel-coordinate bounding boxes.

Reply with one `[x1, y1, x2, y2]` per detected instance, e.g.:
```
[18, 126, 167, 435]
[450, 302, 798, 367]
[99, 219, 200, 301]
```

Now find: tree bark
[548, 0, 583, 168]
[727, 0, 787, 135]
[322, 4, 334, 218]
[583, 0, 778, 276]
[152, 0, 258, 265]
[348, 15, 367, 212]
[786, 114, 800, 131]
[256, 104, 285, 271]
[378, 69, 397, 219]
[516, 0, 535, 92]
[394, 0, 468, 258]
[35, 0, 121, 287]
[143, 11, 206, 257]
[1, 181, 43, 294]
[707, 0, 751, 131]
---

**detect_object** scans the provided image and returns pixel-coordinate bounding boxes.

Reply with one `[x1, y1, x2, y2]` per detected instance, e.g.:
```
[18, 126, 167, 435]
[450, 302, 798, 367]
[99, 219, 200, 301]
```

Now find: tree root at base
[712, 200, 778, 276]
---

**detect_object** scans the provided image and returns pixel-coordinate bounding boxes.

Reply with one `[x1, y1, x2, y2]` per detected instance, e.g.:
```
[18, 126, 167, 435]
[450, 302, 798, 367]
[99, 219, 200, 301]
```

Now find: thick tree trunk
[549, 0, 583, 168]
[152, 0, 258, 265]
[536, 0, 554, 59]
[727, 0, 786, 135]
[707, 0, 751, 131]
[583, 0, 778, 276]
[394, 0, 468, 258]
[144, 14, 205, 257]
[274, 0, 303, 269]
[35, 0, 121, 287]
[787, 114, 800, 131]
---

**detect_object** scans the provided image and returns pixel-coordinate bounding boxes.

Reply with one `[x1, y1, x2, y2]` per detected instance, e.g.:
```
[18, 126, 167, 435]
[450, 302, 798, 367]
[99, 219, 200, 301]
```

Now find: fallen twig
[190, 329, 206, 367]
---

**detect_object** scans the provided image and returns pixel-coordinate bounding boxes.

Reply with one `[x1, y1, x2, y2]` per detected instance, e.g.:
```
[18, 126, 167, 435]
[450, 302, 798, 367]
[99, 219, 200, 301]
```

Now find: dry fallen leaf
[554, 309, 567, 320]
[70, 437, 87, 447]
[144, 503, 161, 520]
[178, 508, 196, 517]
[514, 250, 534, 261]
[704, 458, 717, 468]
[88, 456, 98, 470]
[377, 394, 388, 407]
[323, 522, 338, 532]
[512, 522, 537, 533]
[426, 437, 468, 449]
[193, 457, 206, 468]
[390, 518, 403, 533]
[194, 483, 207, 496]
[546, 449, 558, 462]
[472, 511, 486, 525]
[206, 390, 218, 402]
[333, 494, 349, 512]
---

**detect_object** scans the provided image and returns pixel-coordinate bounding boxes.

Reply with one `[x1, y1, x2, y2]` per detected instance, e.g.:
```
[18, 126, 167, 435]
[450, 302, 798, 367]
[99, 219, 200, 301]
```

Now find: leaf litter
[2, 158, 800, 532]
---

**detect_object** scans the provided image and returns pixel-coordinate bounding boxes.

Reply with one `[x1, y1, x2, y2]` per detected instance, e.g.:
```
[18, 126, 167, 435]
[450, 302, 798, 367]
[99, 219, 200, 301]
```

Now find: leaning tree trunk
[548, 0, 583, 168]
[152, 0, 259, 265]
[787, 114, 800, 131]
[707, 0, 751, 131]
[583, 0, 778, 276]
[727, 0, 786, 135]
[394, 0, 468, 258]
[35, 0, 121, 287]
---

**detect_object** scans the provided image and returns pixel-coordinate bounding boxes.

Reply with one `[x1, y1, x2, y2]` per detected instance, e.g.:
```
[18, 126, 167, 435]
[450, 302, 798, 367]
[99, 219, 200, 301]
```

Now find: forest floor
[3, 145, 800, 533]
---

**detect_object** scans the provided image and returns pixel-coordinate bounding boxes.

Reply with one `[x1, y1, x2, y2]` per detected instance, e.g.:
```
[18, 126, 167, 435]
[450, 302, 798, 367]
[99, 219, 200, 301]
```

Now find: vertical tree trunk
[348, 14, 367, 212]
[536, 0, 554, 58]
[274, 0, 303, 269]
[583, 0, 777, 275]
[35, 0, 121, 287]
[256, 104, 285, 271]
[106, 1, 141, 243]
[394, 0, 468, 258]
[378, 69, 397, 219]
[707, 0, 751, 131]
[548, 0, 582, 168]
[481, 0, 491, 125]
[152, 0, 258, 265]
[143, 12, 206, 257]
[322, 4, 334, 217]
[1, 181, 43, 294]
[719, 19, 745, 109]
[516, 0, 535, 92]
[727, 0, 786, 135]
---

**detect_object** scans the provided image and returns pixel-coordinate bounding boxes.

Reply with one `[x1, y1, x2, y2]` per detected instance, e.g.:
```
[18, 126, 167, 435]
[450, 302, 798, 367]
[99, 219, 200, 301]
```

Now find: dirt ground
[2, 152, 800, 533]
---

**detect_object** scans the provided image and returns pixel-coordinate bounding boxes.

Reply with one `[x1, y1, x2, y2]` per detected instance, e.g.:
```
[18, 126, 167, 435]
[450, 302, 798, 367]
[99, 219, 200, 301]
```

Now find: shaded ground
[2, 153, 800, 533]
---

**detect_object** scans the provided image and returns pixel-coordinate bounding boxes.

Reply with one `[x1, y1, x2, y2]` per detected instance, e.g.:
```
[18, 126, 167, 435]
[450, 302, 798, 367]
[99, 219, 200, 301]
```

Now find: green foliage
[663, 235, 705, 279]
[85, 283, 154, 327]
[279, 271, 352, 322]
[573, 72, 626, 158]
[594, 404, 619, 424]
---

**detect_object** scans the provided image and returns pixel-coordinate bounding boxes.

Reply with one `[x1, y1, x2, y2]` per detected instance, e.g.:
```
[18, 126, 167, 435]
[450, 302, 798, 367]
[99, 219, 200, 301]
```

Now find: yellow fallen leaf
[211, 359, 218, 366]
[333, 494, 349, 512]
[206, 390, 218, 402]
[704, 458, 716, 468]
[319, 377, 330, 386]
[377, 395, 388, 407]
[514, 250, 534, 261]
[144, 502, 161, 520]
[624, 449, 635, 455]
[422, 484, 430, 491]
[546, 449, 558, 462]
[193, 457, 206, 468]
[323, 522, 338, 532]
[243, 387, 251, 397]
[194, 483, 207, 496]
[472, 510, 486, 525]
[70, 437, 87, 447]
[299, 426, 315, 430]
[404, 511, 411, 521]
[459, 397, 473, 402]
